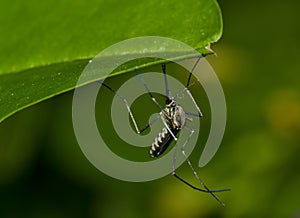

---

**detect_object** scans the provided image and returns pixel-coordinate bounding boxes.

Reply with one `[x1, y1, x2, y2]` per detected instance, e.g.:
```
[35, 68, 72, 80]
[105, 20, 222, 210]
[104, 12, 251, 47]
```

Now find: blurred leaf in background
[206, 0, 300, 217]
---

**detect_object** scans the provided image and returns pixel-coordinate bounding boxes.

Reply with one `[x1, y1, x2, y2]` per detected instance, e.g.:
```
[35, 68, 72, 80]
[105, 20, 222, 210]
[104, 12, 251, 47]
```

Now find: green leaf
[0, 0, 222, 123]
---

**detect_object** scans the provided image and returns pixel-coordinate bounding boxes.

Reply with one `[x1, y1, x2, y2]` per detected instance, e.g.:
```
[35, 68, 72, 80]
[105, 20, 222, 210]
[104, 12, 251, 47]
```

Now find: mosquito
[99, 57, 230, 206]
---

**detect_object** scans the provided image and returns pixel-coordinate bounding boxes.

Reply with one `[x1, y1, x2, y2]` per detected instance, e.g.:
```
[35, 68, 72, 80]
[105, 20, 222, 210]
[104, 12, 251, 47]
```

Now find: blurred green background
[1, 0, 300, 217]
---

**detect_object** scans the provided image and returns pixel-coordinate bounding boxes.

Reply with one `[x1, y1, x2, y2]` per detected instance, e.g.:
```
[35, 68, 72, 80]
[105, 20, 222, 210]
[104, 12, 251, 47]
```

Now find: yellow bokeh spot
[265, 89, 300, 141]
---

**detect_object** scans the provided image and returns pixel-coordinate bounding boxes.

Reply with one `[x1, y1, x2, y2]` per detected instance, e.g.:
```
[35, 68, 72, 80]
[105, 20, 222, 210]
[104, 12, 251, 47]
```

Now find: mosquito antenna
[186, 56, 202, 87]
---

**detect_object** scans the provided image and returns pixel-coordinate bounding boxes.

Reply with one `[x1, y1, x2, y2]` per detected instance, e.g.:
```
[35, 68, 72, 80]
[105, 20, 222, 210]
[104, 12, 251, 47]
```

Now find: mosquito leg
[160, 116, 178, 141]
[184, 57, 203, 117]
[185, 111, 203, 118]
[135, 68, 166, 112]
[184, 88, 203, 117]
[139, 112, 161, 134]
[172, 85, 203, 118]
[171, 138, 227, 197]
[179, 125, 230, 206]
[162, 64, 170, 99]
[186, 56, 202, 87]
[99, 80, 160, 134]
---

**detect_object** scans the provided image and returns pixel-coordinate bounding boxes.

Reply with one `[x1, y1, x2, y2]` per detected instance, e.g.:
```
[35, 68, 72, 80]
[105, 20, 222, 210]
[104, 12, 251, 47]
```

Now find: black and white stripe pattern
[150, 126, 179, 158]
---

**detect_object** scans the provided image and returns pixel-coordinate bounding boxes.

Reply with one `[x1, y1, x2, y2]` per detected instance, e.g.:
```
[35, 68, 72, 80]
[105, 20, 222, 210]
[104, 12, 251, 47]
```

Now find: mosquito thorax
[173, 105, 185, 129]
[164, 97, 185, 130]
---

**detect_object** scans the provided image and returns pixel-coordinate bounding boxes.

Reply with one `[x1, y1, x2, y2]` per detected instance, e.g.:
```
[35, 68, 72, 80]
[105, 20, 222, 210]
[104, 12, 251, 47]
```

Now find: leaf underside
[0, 0, 222, 123]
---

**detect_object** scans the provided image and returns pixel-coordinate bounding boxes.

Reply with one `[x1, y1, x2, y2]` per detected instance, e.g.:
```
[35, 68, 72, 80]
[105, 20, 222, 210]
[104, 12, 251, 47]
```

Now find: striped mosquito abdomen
[150, 127, 179, 158]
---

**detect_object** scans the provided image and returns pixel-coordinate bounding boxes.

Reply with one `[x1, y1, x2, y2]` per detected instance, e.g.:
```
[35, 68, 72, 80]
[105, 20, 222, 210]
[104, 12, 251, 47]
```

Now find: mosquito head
[166, 97, 176, 108]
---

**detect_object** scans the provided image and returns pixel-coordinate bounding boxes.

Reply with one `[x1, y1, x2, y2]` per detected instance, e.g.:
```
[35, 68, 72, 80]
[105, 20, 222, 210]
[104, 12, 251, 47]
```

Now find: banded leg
[186, 56, 202, 87]
[177, 125, 230, 206]
[171, 132, 228, 197]
[135, 69, 166, 112]
[160, 115, 178, 141]
[99, 81, 160, 134]
[185, 56, 203, 117]
[162, 63, 170, 99]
